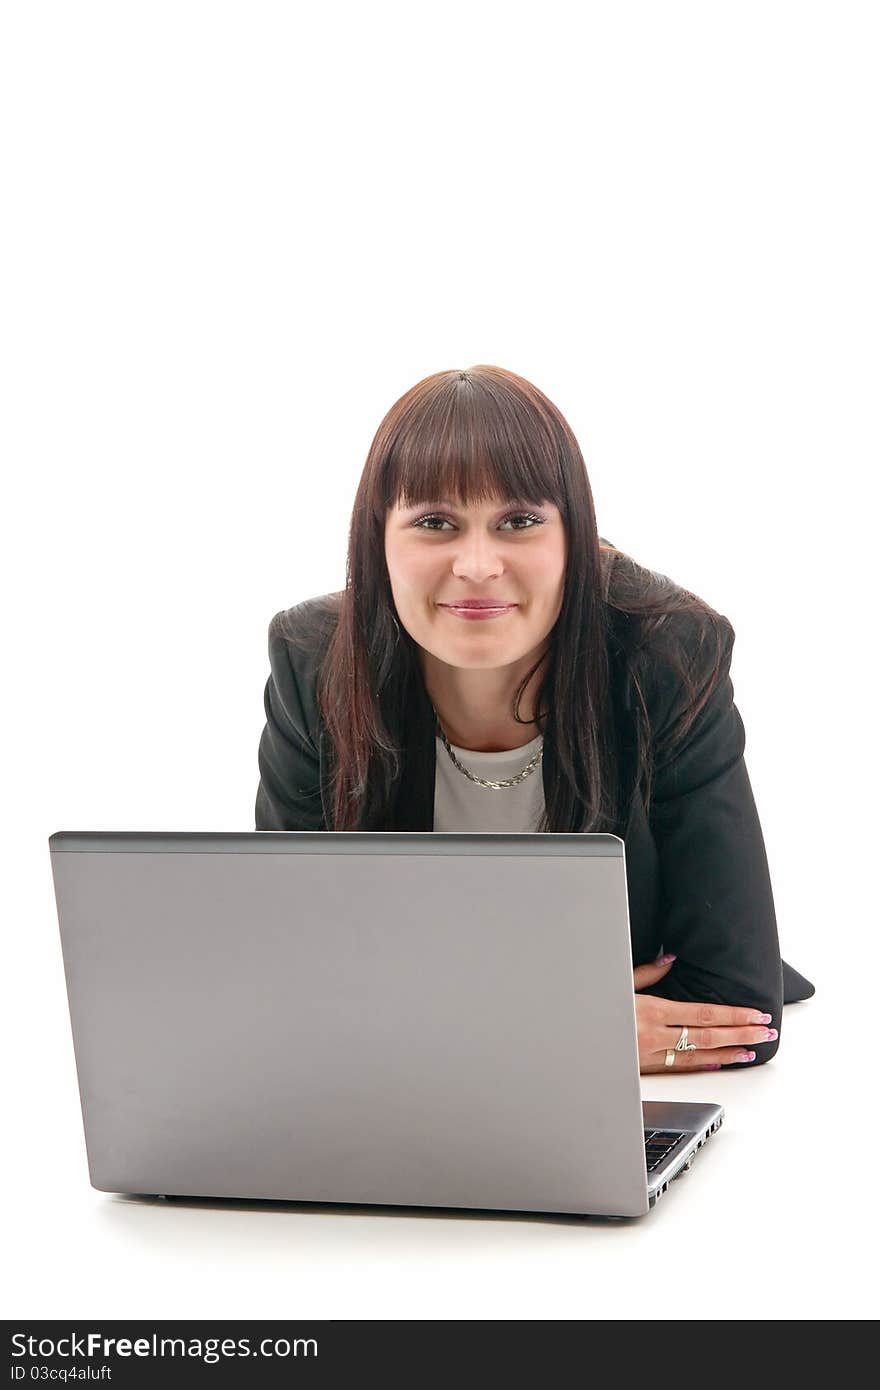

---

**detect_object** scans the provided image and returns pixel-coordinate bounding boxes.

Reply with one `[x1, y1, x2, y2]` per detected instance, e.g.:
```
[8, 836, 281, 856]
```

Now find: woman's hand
[633, 954, 777, 1073]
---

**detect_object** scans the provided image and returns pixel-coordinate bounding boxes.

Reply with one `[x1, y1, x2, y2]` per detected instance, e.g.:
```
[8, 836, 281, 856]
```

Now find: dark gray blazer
[255, 580, 815, 1070]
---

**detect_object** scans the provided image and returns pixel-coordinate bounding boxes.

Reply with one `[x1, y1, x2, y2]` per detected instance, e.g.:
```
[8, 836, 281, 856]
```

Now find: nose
[450, 528, 505, 583]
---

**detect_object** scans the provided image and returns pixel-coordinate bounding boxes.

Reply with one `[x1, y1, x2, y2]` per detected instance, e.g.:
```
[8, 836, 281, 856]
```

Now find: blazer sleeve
[255, 611, 327, 831]
[638, 621, 784, 1067]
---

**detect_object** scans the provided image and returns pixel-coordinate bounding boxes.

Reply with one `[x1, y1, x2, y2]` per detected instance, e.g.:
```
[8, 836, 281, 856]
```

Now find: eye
[412, 511, 546, 532]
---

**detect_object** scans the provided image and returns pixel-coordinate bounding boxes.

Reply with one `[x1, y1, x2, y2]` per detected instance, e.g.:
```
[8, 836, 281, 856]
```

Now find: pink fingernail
[658, 953, 677, 964]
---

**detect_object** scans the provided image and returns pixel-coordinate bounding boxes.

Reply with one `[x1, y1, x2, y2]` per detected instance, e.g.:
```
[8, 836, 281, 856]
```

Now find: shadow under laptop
[110, 1191, 641, 1227]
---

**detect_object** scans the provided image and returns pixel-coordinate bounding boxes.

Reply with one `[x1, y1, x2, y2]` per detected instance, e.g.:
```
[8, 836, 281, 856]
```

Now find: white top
[433, 732, 546, 831]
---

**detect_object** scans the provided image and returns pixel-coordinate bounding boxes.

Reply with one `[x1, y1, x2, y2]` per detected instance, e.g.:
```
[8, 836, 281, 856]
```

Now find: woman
[255, 364, 814, 1074]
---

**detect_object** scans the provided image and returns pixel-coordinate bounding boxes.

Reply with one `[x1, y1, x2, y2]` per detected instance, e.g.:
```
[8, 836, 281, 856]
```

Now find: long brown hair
[284, 365, 733, 831]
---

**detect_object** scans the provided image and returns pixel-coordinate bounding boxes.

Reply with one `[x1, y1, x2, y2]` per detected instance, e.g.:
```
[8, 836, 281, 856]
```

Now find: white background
[3, 0, 877, 1320]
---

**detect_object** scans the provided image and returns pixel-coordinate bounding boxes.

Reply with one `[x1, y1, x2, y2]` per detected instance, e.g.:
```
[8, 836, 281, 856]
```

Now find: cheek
[396, 547, 440, 583]
[385, 548, 438, 603]
[527, 545, 565, 584]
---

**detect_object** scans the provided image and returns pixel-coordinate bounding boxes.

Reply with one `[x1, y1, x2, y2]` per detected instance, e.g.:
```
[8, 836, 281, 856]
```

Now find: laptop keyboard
[644, 1128, 687, 1173]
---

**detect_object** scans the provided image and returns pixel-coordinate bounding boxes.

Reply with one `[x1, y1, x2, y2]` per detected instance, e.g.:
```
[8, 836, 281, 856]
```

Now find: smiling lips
[439, 602, 517, 620]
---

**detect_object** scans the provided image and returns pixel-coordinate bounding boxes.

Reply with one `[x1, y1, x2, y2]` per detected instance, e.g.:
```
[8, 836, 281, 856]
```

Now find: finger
[632, 954, 676, 990]
[675, 1023, 777, 1051]
[656, 1000, 772, 1029]
[644, 1045, 758, 1073]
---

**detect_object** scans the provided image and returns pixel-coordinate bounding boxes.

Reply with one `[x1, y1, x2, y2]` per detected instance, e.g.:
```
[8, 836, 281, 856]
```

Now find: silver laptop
[48, 830, 723, 1219]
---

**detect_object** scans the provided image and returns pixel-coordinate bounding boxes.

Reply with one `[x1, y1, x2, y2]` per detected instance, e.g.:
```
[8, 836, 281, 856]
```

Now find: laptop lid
[48, 830, 716, 1218]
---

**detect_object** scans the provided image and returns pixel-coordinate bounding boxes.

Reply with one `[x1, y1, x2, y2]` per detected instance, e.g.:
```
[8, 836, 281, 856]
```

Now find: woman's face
[383, 493, 567, 670]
